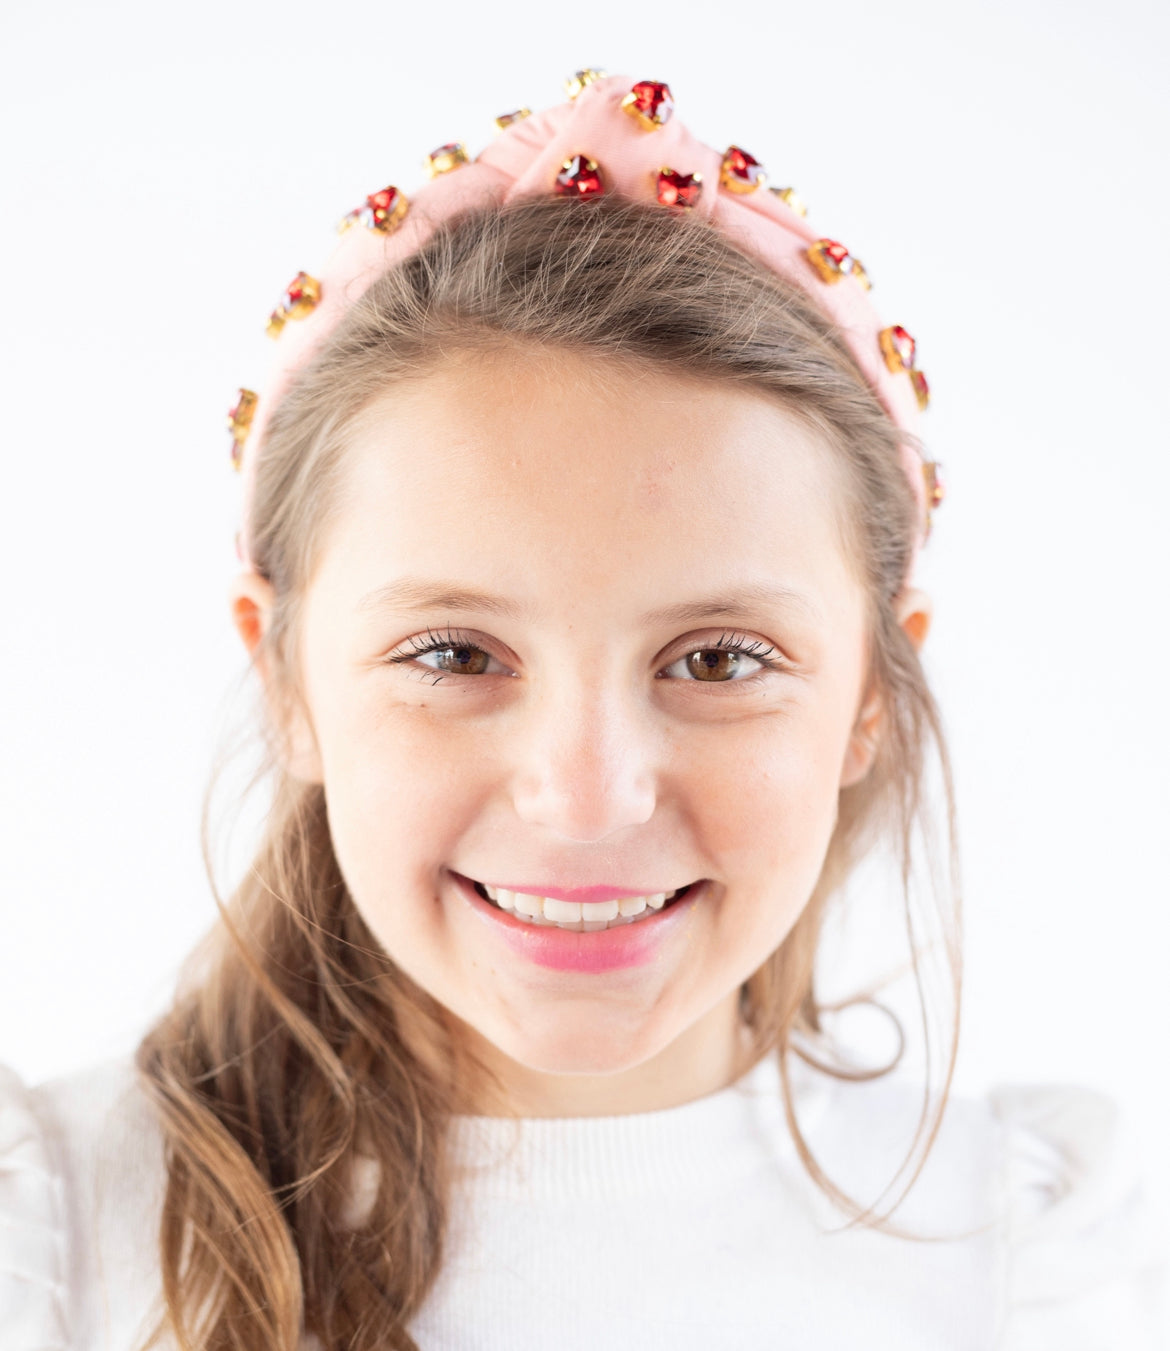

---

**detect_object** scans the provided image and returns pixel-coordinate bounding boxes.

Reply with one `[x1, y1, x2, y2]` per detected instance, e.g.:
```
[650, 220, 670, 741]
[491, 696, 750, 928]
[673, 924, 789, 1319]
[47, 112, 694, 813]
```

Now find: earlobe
[895, 586, 932, 653]
[227, 569, 325, 786]
[839, 686, 882, 789]
[839, 587, 933, 789]
[228, 569, 277, 667]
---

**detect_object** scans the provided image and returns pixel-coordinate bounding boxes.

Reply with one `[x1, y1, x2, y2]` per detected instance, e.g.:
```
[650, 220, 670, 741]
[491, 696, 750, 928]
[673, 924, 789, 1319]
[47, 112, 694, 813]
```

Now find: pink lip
[481, 882, 683, 905]
[450, 871, 704, 973]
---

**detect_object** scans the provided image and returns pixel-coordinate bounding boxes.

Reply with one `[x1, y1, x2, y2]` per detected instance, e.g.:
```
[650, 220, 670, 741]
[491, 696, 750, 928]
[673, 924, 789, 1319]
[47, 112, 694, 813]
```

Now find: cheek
[315, 699, 482, 927]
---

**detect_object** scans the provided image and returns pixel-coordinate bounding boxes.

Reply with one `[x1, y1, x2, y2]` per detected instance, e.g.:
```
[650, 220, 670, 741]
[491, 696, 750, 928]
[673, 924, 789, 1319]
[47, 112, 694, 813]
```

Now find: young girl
[0, 72, 1163, 1350]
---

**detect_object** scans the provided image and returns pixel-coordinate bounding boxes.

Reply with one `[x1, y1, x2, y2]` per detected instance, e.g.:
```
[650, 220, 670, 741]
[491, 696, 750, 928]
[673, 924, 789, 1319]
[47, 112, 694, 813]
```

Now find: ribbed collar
[445, 1051, 833, 1201]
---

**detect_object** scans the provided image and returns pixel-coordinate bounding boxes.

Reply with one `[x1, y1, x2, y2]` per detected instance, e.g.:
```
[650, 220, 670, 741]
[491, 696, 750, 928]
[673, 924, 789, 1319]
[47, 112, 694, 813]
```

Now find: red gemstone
[879, 324, 916, 373]
[285, 273, 309, 305]
[626, 80, 674, 127]
[910, 368, 930, 410]
[360, 185, 403, 230]
[656, 168, 702, 208]
[720, 145, 765, 192]
[554, 154, 604, 199]
[823, 240, 851, 268]
[890, 326, 914, 366]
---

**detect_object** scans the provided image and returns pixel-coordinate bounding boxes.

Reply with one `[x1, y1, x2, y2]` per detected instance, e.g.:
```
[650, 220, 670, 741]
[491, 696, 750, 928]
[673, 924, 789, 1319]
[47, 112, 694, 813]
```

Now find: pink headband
[228, 70, 943, 573]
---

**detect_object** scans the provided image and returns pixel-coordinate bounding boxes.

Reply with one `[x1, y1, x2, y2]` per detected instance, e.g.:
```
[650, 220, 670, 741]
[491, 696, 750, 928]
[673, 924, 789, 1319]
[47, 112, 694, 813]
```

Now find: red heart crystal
[622, 80, 674, 130]
[656, 168, 702, 208]
[554, 154, 604, 199]
[720, 146, 765, 193]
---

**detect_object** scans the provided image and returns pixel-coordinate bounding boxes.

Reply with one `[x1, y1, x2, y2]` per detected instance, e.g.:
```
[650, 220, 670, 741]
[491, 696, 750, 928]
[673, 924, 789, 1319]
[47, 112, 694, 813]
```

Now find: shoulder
[0, 1056, 169, 1351]
[987, 1080, 1168, 1348]
[795, 1064, 1166, 1343]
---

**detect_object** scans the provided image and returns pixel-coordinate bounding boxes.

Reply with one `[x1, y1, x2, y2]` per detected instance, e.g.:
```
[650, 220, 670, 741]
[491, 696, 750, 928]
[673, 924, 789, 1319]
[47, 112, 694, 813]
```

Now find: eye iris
[688, 649, 740, 682]
[439, 645, 489, 675]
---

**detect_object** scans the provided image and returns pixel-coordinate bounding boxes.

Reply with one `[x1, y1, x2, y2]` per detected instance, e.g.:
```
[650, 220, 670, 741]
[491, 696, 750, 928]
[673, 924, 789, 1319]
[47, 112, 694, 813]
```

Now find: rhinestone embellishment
[227, 388, 258, 471]
[554, 154, 604, 198]
[494, 108, 532, 130]
[424, 142, 470, 177]
[266, 271, 321, 338]
[879, 325, 916, 373]
[564, 69, 607, 99]
[806, 239, 868, 287]
[719, 146, 766, 193]
[768, 185, 807, 217]
[338, 184, 409, 235]
[655, 167, 703, 208]
[621, 80, 674, 131]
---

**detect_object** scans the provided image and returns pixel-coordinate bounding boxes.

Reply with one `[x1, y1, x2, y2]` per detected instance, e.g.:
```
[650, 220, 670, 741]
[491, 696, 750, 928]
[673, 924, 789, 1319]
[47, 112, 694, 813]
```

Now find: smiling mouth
[470, 879, 697, 932]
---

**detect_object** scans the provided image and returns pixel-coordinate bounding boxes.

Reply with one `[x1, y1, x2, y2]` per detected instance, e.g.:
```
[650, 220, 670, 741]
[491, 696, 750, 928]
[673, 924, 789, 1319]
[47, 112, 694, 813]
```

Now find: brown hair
[137, 195, 960, 1351]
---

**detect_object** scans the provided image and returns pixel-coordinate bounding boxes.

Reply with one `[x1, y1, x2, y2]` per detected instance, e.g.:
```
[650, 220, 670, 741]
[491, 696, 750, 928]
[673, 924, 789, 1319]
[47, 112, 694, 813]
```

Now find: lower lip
[449, 871, 706, 973]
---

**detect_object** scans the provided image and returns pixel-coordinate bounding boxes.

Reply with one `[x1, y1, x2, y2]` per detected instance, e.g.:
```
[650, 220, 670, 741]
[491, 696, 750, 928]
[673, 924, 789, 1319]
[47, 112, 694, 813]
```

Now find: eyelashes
[385, 626, 788, 689]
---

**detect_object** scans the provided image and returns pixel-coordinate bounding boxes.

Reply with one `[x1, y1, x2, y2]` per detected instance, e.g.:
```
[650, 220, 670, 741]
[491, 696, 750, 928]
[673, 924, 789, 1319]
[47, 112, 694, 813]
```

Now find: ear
[839, 587, 932, 789]
[228, 569, 324, 785]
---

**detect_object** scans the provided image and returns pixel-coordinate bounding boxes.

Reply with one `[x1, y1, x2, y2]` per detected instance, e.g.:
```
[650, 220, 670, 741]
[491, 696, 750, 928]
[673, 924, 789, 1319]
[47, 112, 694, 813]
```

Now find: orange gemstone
[910, 368, 930, 410]
[554, 154, 604, 198]
[879, 325, 916, 373]
[622, 80, 674, 130]
[227, 388, 258, 470]
[656, 168, 702, 208]
[720, 145, 765, 193]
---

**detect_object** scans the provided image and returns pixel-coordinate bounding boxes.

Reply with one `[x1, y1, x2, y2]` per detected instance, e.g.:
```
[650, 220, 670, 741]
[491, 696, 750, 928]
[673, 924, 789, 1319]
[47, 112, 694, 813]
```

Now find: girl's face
[236, 347, 925, 1115]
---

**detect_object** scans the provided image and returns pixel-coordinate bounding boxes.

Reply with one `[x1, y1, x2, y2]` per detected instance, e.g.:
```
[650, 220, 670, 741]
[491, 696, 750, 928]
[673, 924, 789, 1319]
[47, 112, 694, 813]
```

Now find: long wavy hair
[137, 194, 961, 1351]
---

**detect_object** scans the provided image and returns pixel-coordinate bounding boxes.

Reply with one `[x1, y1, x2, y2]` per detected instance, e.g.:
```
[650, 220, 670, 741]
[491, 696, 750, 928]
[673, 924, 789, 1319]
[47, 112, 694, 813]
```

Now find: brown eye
[432, 643, 490, 675]
[686, 650, 745, 682]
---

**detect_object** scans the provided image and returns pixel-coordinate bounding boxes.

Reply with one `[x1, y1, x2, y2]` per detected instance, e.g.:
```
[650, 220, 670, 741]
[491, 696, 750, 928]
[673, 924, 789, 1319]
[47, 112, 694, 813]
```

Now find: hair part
[137, 195, 961, 1351]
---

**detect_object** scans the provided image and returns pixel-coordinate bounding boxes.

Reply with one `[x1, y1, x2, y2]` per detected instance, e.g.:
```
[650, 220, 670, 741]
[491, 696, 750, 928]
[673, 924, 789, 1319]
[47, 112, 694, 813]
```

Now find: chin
[491, 1011, 668, 1079]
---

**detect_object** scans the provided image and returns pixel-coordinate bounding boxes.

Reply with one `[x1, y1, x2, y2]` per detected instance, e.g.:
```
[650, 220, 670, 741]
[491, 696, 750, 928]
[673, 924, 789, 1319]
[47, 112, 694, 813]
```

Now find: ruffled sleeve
[0, 1063, 69, 1349]
[991, 1082, 1168, 1349]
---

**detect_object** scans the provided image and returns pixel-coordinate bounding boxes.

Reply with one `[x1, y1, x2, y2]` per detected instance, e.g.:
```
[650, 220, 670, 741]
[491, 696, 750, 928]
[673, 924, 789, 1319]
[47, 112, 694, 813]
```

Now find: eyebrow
[356, 577, 820, 626]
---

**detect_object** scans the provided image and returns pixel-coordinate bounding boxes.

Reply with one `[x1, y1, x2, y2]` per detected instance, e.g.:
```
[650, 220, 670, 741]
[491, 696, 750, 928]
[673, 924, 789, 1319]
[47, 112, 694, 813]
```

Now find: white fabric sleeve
[991, 1082, 1168, 1350]
[0, 1063, 69, 1350]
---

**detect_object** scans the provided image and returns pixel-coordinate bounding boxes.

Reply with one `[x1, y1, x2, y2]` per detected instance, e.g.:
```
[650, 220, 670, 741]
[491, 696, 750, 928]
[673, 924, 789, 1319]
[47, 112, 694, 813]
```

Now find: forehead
[319, 347, 861, 614]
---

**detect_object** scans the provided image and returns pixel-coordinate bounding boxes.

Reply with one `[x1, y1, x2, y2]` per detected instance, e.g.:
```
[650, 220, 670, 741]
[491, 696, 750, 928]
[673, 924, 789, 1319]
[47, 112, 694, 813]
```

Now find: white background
[2, 0, 1167, 1285]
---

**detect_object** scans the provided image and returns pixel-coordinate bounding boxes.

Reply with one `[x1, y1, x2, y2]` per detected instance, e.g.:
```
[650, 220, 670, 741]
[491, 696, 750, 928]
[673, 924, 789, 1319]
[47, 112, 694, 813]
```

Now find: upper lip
[462, 874, 694, 905]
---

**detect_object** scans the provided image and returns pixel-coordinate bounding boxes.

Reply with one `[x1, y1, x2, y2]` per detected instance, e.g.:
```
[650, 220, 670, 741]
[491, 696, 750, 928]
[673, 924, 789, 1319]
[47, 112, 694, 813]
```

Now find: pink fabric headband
[228, 70, 943, 573]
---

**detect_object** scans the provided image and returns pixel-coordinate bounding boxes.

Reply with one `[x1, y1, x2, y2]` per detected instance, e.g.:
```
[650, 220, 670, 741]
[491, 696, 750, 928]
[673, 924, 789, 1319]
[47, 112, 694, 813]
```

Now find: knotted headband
[228, 70, 943, 573]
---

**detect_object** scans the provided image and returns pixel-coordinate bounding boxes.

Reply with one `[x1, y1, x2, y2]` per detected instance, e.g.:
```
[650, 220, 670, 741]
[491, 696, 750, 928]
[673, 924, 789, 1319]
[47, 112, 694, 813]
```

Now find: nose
[509, 676, 658, 842]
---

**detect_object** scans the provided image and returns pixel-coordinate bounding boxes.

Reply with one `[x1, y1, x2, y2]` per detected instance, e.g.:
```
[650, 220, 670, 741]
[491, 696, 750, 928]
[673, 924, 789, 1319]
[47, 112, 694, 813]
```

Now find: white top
[0, 1052, 1165, 1350]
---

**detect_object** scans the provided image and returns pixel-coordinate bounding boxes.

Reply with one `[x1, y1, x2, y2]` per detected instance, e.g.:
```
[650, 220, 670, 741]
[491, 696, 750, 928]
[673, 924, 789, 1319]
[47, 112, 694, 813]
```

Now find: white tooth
[582, 919, 609, 932]
[646, 892, 667, 910]
[513, 891, 542, 918]
[618, 895, 647, 917]
[496, 889, 516, 911]
[586, 899, 620, 921]
[543, 897, 583, 923]
[484, 884, 501, 902]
